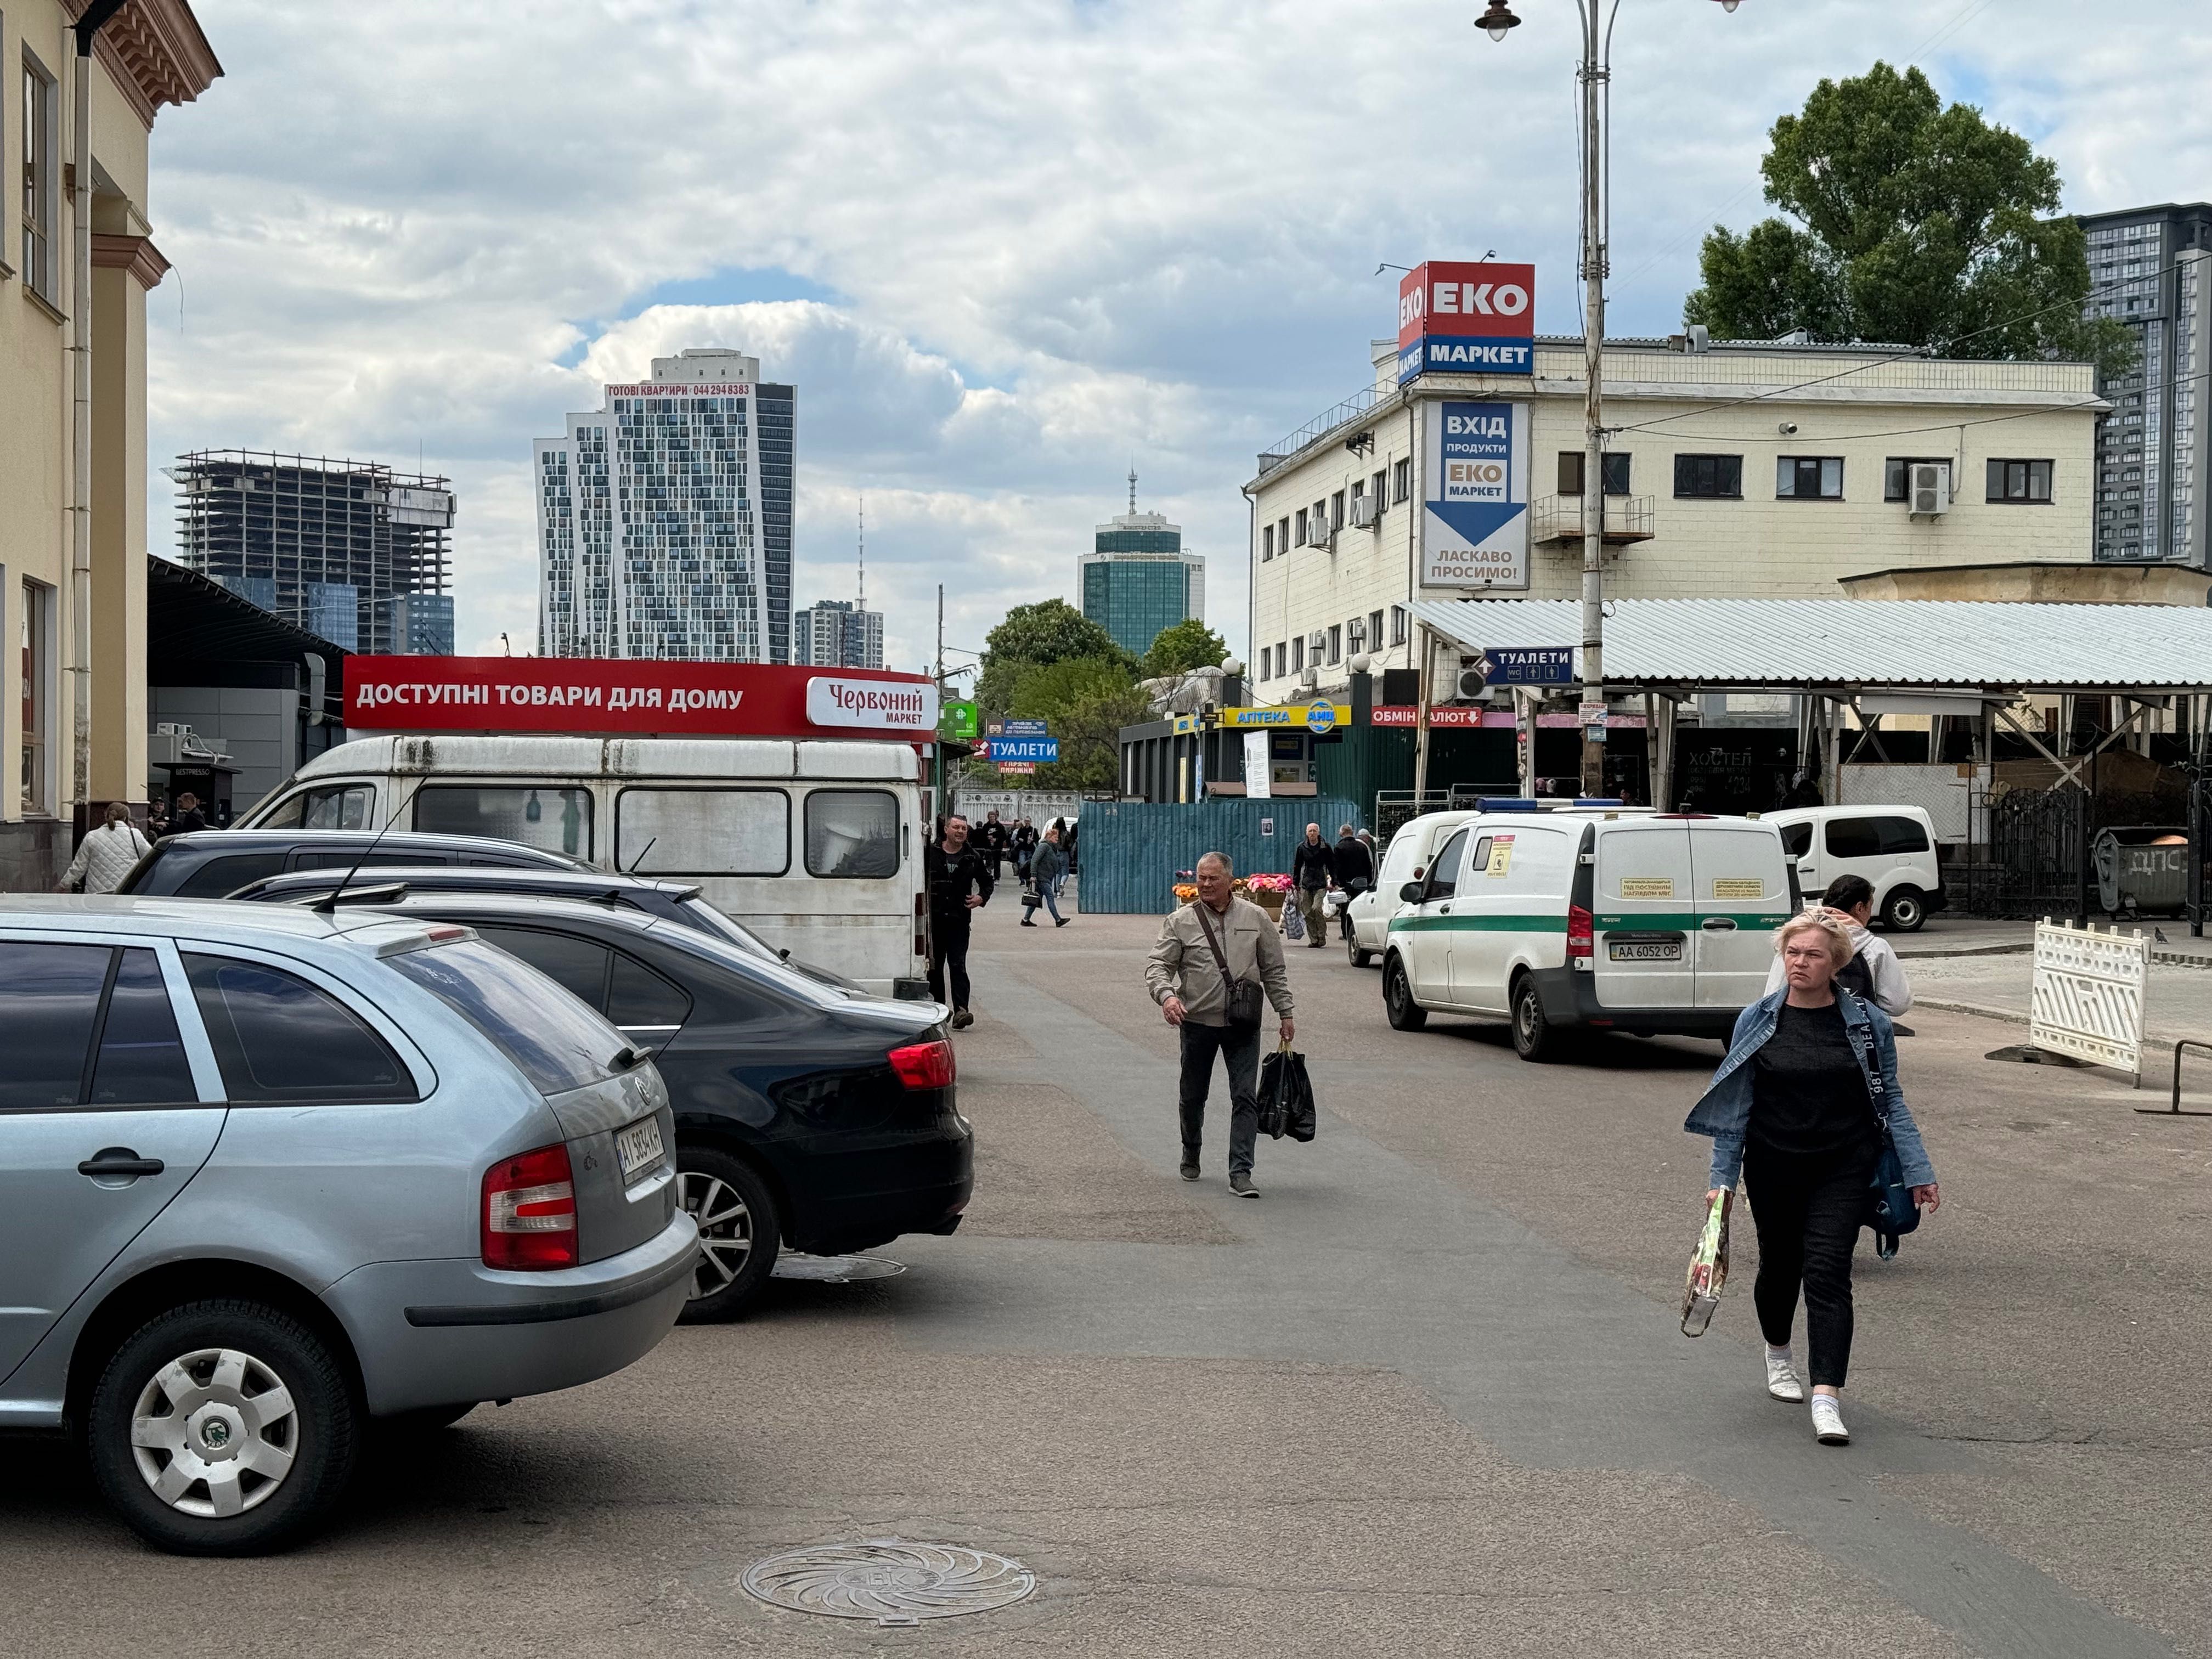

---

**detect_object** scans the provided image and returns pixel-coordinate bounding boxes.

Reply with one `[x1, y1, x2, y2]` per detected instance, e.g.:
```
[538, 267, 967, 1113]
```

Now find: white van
[1381, 809, 1796, 1060]
[1345, 812, 1479, 968]
[1763, 805, 1945, 932]
[238, 735, 932, 997]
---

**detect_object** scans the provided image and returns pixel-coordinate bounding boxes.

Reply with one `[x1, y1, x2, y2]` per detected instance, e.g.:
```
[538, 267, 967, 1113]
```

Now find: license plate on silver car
[1609, 940, 1681, 961]
[615, 1115, 665, 1181]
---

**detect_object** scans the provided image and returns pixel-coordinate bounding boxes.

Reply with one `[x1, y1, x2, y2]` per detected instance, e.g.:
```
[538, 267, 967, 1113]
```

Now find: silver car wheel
[129, 1346, 298, 1519]
[678, 1170, 754, 1300]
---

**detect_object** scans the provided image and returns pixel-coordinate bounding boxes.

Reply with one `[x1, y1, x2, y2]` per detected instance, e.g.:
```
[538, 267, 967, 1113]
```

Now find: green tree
[1005, 657, 1149, 792]
[1684, 63, 2134, 375]
[974, 599, 1135, 716]
[1139, 617, 1229, 679]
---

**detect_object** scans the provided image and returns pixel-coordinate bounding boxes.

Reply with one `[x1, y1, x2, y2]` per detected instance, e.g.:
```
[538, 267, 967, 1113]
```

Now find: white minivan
[1381, 808, 1796, 1060]
[1345, 812, 1479, 968]
[238, 735, 932, 997]
[1763, 805, 1945, 932]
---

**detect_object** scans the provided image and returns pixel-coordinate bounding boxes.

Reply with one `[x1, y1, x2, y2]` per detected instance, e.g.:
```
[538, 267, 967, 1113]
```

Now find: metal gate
[1954, 786, 2085, 918]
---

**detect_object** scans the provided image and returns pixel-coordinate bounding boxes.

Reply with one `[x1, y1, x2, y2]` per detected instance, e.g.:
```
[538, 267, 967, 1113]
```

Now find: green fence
[1077, 797, 1361, 914]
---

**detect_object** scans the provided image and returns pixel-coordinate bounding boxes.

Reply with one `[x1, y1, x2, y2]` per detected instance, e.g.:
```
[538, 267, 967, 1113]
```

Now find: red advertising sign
[343, 656, 938, 741]
[1396, 261, 1537, 349]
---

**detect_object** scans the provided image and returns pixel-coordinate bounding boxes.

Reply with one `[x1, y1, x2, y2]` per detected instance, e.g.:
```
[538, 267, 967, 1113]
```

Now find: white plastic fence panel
[1838, 763, 1989, 845]
[2030, 919, 2149, 1077]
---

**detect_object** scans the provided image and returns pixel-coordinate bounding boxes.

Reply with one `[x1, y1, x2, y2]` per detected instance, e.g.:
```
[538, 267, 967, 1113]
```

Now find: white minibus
[239, 735, 932, 997]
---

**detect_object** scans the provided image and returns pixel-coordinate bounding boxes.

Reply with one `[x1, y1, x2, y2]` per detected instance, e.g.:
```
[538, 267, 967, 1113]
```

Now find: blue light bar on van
[1471, 797, 1625, 811]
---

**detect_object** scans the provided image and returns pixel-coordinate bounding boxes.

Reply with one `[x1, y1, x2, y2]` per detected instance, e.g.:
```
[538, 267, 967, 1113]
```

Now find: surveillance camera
[1778, 421, 1799, 436]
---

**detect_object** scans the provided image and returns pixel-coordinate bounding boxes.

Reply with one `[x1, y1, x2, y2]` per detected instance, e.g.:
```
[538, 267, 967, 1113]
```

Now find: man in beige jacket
[1145, 851, 1295, 1196]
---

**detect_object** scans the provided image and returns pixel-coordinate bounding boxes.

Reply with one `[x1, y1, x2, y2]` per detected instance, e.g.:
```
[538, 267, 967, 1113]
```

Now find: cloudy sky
[145, 0, 2212, 675]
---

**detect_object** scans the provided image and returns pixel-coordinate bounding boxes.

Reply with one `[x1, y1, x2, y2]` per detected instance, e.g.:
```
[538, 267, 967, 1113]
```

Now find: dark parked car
[230, 866, 860, 992]
[284, 892, 970, 1318]
[116, 830, 588, 900]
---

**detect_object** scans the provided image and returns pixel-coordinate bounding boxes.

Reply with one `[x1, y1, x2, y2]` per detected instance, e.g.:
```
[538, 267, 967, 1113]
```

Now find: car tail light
[482, 1143, 578, 1270]
[1567, 904, 1594, 965]
[888, 1039, 956, 1091]
[914, 891, 929, 961]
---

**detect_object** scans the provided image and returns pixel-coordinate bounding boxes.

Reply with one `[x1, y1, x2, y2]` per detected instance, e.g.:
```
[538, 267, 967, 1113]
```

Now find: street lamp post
[1479, 0, 1742, 797]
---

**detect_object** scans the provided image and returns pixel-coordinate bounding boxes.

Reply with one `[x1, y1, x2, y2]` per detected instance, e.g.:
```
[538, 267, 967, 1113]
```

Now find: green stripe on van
[1389, 914, 1568, 934]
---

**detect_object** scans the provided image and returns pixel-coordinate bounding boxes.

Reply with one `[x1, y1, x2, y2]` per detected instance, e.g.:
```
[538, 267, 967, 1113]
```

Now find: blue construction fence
[1076, 797, 1362, 915]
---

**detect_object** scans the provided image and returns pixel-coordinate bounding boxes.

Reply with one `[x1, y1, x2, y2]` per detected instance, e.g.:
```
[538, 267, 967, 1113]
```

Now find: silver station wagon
[0, 898, 696, 1555]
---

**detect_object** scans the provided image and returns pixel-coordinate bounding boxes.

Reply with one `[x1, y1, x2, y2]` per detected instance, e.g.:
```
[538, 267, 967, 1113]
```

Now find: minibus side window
[805, 790, 899, 878]
[414, 785, 593, 859]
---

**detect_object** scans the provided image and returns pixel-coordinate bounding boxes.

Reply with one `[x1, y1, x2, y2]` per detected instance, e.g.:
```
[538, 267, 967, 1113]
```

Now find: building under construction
[171, 450, 457, 654]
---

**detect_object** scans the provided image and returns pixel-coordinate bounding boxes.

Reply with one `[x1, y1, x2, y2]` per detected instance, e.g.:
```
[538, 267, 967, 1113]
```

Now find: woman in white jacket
[58, 802, 152, 895]
[1763, 874, 1911, 1017]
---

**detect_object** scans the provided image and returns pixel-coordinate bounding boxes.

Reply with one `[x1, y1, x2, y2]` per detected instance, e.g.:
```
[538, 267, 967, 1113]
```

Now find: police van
[1381, 806, 1796, 1060]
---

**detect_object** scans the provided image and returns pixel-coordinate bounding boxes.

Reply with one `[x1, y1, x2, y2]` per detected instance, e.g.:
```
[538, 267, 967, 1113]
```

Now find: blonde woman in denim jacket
[1685, 911, 1939, 1446]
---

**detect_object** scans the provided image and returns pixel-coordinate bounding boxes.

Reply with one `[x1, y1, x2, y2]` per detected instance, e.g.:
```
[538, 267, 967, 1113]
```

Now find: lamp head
[1476, 2, 1521, 41]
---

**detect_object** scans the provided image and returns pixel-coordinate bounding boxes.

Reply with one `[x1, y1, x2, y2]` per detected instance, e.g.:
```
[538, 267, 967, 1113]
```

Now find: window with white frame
[1393, 458, 1411, 503]
[1261, 523, 1274, 561]
[1390, 605, 1408, 646]
[21, 53, 60, 303]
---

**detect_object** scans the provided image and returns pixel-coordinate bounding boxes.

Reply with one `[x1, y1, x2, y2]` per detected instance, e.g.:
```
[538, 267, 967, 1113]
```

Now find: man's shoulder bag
[1193, 903, 1265, 1032]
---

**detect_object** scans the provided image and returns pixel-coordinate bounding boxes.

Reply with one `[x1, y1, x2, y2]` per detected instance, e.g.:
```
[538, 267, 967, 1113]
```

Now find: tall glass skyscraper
[535, 349, 795, 660]
[2080, 204, 2212, 568]
[1079, 475, 1205, 659]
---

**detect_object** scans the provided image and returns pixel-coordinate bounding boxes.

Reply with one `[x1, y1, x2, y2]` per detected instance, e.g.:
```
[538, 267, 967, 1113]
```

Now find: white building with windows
[535, 349, 796, 662]
[1244, 332, 2102, 703]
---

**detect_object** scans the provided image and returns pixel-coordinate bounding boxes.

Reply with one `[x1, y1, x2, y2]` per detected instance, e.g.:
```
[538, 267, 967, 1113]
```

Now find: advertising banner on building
[1397, 261, 1537, 383]
[1421, 400, 1530, 589]
[344, 656, 938, 740]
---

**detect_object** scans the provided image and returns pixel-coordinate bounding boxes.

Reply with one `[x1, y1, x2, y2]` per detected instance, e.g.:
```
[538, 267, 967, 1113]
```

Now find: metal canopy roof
[1410, 597, 2212, 694]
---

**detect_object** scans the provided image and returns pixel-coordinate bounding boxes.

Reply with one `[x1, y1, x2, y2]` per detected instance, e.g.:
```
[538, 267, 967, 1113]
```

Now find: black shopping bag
[1257, 1044, 1317, 1142]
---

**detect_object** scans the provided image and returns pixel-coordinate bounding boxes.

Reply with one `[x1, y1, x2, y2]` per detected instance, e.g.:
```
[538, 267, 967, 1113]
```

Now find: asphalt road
[7, 900, 2210, 1657]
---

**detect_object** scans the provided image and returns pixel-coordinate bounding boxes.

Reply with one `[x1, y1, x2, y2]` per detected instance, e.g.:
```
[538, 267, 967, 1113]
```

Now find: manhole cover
[741, 1539, 1035, 1625]
[771, 1252, 907, 1284]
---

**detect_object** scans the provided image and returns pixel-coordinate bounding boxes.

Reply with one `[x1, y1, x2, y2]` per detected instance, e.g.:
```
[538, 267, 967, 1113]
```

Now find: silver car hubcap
[678, 1170, 753, 1300]
[131, 1347, 298, 1518]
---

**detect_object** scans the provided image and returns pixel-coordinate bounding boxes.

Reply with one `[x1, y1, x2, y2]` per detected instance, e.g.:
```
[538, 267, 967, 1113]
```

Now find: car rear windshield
[387, 938, 626, 1094]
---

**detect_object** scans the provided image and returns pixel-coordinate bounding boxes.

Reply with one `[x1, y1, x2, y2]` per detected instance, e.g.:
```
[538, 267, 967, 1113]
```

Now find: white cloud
[148, 0, 2211, 665]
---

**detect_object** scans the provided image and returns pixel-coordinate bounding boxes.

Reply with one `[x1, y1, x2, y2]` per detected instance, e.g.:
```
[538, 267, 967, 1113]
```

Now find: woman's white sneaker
[1765, 1349, 1804, 1403]
[1810, 1395, 1850, 1445]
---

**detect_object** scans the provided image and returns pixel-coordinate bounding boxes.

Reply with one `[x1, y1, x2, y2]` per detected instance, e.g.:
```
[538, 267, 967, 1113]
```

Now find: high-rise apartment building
[2079, 204, 2212, 567]
[1079, 473, 1205, 659]
[171, 450, 455, 653]
[535, 348, 794, 661]
[794, 599, 885, 668]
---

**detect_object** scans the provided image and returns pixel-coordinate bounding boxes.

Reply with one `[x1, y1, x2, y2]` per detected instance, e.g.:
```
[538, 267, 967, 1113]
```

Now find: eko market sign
[1396, 260, 1536, 383]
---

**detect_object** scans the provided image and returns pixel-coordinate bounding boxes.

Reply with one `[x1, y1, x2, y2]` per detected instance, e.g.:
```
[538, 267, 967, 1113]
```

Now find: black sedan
[302, 892, 970, 1318]
[229, 865, 860, 992]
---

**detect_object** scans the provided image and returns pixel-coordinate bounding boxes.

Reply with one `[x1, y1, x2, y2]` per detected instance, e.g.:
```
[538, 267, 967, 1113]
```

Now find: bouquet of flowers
[1172, 883, 1198, 903]
[1243, 872, 1294, 894]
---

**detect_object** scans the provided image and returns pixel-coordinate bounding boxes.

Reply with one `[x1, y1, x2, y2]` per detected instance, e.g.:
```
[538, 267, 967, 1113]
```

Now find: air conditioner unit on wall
[1457, 668, 1491, 700]
[1349, 495, 1380, 530]
[1910, 463, 1950, 517]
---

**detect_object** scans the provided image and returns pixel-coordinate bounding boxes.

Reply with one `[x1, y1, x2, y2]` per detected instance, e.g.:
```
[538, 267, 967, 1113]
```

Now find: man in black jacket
[1332, 823, 1374, 941]
[1290, 823, 1333, 949]
[926, 814, 995, 1028]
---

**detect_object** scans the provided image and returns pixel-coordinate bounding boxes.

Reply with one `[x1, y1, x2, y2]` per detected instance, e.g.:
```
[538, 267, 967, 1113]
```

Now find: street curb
[1915, 996, 2029, 1028]
[1895, 943, 2034, 960]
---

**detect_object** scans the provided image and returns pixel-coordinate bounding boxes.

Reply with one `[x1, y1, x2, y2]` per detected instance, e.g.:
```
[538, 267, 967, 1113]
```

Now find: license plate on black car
[1609, 940, 1681, 961]
[615, 1115, 665, 1181]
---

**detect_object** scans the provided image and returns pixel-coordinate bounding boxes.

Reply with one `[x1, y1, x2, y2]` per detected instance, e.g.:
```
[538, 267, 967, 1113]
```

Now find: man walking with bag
[1146, 851, 1294, 1197]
